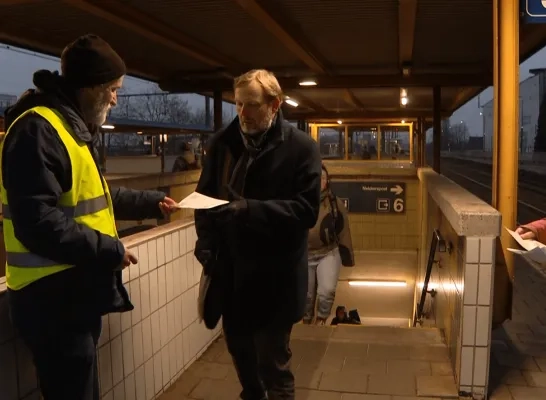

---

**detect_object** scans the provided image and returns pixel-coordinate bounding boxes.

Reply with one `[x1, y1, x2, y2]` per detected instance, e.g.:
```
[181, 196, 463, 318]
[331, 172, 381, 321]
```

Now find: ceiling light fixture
[299, 80, 317, 86]
[285, 99, 299, 107]
[101, 124, 115, 130]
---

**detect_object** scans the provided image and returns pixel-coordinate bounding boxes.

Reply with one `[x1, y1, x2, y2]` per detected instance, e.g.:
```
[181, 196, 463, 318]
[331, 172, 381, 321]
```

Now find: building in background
[0, 94, 18, 132]
[0, 93, 16, 108]
[482, 68, 546, 153]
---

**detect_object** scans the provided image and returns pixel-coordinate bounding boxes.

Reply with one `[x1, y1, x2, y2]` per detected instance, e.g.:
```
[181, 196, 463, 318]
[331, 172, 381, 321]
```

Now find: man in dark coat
[2, 34, 178, 400]
[194, 69, 322, 400]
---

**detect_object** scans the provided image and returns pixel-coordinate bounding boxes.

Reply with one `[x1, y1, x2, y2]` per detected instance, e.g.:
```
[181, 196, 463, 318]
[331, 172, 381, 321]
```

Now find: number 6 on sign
[394, 198, 404, 213]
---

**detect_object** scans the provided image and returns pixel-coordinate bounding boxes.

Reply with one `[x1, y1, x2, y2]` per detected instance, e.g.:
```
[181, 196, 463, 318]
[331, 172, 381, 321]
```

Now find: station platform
[441, 152, 546, 177]
[0, 165, 527, 400]
[487, 257, 546, 400]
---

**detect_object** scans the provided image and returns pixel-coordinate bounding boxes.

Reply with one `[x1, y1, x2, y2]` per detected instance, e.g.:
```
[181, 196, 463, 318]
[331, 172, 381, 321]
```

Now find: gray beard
[82, 105, 108, 126]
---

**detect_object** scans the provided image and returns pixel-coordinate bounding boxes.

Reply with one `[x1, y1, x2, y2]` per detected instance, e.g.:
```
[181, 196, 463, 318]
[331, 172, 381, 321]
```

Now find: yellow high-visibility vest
[0, 106, 118, 290]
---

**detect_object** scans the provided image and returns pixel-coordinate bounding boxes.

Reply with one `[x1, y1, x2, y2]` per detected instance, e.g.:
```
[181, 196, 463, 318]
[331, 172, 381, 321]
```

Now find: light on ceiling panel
[348, 280, 407, 287]
[285, 99, 299, 107]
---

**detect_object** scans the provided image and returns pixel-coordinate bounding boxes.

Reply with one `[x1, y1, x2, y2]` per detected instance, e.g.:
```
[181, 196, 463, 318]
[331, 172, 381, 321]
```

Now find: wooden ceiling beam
[233, 0, 328, 74]
[287, 91, 327, 113]
[398, 0, 418, 74]
[284, 109, 451, 121]
[0, 0, 45, 5]
[343, 89, 366, 110]
[450, 87, 482, 110]
[160, 72, 493, 93]
[62, 0, 239, 75]
[520, 23, 546, 64]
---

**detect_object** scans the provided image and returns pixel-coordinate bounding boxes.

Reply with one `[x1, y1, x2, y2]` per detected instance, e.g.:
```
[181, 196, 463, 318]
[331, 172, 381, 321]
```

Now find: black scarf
[239, 116, 277, 157]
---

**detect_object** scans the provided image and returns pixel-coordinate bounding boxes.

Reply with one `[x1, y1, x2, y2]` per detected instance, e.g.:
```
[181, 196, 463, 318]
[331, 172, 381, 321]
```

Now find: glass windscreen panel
[379, 125, 411, 161]
[318, 127, 345, 160]
[347, 126, 379, 160]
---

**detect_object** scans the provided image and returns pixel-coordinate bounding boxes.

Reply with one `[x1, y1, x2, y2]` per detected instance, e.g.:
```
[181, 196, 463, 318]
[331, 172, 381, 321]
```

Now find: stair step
[293, 324, 445, 346]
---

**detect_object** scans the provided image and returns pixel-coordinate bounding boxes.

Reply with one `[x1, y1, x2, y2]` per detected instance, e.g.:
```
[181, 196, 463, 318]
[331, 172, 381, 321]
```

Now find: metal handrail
[413, 229, 446, 327]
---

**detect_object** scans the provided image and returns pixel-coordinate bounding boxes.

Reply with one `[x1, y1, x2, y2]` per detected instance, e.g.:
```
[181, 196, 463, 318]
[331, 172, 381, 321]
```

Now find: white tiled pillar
[457, 236, 495, 399]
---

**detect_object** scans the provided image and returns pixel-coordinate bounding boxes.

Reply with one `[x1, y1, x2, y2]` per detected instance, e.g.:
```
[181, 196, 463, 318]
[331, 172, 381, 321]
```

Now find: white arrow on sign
[390, 185, 404, 195]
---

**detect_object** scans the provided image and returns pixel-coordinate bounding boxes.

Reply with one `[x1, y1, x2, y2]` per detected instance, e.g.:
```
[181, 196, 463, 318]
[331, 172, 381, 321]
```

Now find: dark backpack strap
[326, 192, 341, 244]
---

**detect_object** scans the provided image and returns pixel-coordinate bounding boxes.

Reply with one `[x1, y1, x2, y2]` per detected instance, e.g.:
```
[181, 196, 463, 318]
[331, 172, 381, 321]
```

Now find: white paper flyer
[506, 227, 546, 267]
[176, 192, 228, 210]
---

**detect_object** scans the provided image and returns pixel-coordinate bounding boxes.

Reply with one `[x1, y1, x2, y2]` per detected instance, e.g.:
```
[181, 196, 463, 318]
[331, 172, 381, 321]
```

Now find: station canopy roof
[1, 0, 546, 123]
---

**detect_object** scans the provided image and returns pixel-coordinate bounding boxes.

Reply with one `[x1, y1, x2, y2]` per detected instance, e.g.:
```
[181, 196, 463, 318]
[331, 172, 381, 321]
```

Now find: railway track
[441, 158, 546, 225]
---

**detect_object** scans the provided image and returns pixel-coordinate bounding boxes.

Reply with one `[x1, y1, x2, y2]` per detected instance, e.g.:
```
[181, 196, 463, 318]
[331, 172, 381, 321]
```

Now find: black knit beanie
[61, 34, 126, 88]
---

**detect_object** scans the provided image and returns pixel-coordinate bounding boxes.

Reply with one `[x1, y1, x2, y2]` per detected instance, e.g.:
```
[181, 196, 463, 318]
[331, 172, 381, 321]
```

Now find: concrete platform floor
[159, 324, 458, 400]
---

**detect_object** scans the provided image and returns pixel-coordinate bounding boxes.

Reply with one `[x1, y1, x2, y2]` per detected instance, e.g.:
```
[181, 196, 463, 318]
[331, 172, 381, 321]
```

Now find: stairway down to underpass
[159, 324, 459, 400]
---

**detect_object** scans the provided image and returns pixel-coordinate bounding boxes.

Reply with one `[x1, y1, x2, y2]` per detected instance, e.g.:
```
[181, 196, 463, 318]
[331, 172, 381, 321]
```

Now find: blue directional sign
[522, 0, 546, 24]
[329, 181, 406, 214]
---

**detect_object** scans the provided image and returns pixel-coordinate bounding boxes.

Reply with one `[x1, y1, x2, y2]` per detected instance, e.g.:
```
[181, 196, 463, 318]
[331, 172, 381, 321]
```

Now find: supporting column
[204, 96, 211, 128]
[344, 125, 349, 160]
[414, 118, 419, 167]
[160, 134, 166, 174]
[432, 87, 441, 173]
[200, 96, 212, 161]
[420, 118, 426, 167]
[491, 0, 518, 326]
[213, 90, 223, 132]
[413, 117, 421, 168]
[310, 124, 318, 142]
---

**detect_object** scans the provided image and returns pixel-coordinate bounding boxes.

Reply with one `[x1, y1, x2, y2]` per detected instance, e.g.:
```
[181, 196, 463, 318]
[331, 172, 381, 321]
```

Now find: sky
[2, 42, 546, 135]
[0, 43, 237, 120]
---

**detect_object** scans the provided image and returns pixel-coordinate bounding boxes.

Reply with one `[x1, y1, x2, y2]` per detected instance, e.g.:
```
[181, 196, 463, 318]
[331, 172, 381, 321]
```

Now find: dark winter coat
[194, 112, 322, 329]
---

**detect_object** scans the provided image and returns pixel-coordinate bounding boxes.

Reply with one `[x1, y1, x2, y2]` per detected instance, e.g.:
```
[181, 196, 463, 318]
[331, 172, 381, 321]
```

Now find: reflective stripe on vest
[1, 106, 118, 289]
[2, 194, 108, 220]
[2, 194, 109, 267]
[7, 253, 58, 268]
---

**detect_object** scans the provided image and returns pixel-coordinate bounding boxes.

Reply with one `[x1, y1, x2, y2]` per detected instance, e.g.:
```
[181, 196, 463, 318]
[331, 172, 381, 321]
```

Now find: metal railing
[413, 229, 447, 327]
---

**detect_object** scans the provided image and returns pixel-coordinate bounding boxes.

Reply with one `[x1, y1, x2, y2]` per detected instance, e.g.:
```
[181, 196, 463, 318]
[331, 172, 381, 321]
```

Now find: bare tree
[107, 84, 198, 154]
[191, 108, 235, 128]
[445, 121, 470, 151]
[114, 84, 194, 124]
[107, 84, 238, 156]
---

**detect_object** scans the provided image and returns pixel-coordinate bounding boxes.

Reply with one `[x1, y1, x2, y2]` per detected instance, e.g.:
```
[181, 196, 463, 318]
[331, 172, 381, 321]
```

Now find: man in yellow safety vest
[0, 34, 178, 400]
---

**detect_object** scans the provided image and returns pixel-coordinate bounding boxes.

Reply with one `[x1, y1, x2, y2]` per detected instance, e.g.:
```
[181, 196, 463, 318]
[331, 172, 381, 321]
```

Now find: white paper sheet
[506, 227, 546, 251]
[176, 192, 228, 210]
[506, 227, 546, 267]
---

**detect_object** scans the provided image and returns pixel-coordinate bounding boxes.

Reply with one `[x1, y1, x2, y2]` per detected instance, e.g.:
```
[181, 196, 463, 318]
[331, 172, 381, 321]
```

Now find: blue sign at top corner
[522, 0, 546, 23]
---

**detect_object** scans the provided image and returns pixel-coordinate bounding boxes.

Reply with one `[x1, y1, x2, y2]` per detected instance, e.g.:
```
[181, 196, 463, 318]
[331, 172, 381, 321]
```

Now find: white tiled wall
[0, 221, 222, 400]
[99, 222, 222, 400]
[423, 210, 496, 399]
[456, 236, 495, 399]
[419, 168, 499, 399]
